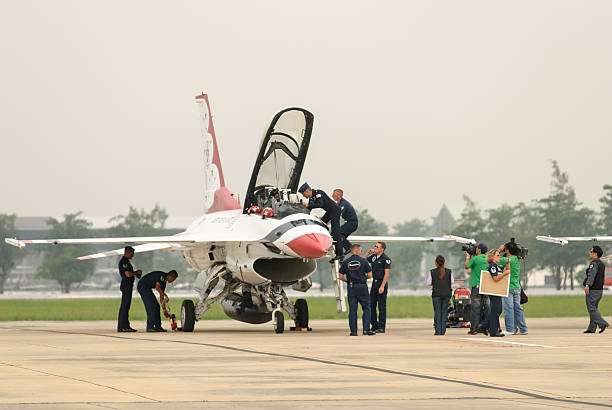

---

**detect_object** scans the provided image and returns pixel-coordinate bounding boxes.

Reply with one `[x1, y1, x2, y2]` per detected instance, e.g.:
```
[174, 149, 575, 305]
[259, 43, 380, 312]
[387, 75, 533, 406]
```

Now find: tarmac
[1, 317, 611, 409]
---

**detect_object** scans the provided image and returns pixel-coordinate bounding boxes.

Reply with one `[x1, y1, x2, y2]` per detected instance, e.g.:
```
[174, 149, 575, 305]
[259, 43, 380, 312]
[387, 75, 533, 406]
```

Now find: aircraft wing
[75, 243, 189, 260]
[5, 235, 197, 248]
[348, 234, 476, 244]
[536, 235, 612, 246]
[5, 235, 199, 261]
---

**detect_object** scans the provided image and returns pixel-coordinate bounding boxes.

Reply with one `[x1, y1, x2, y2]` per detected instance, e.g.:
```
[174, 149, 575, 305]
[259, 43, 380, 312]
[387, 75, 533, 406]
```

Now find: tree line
[1, 160, 610, 293]
[314, 161, 611, 290]
[0, 205, 194, 293]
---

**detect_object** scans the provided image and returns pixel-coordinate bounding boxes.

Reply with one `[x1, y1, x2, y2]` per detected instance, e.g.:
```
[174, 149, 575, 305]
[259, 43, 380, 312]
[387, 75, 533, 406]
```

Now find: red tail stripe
[197, 93, 226, 188]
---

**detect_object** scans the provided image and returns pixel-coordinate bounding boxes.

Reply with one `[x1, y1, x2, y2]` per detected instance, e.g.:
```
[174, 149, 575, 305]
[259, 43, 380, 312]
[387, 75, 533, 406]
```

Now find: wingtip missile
[442, 235, 477, 245]
[5, 238, 26, 248]
[536, 236, 568, 245]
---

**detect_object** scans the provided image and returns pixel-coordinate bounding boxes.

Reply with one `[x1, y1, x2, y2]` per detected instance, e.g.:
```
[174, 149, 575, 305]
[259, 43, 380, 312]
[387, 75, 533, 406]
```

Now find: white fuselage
[179, 210, 332, 285]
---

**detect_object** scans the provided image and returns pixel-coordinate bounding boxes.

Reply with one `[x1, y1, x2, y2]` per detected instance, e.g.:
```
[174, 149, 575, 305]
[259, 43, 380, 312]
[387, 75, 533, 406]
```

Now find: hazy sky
[1, 1, 610, 228]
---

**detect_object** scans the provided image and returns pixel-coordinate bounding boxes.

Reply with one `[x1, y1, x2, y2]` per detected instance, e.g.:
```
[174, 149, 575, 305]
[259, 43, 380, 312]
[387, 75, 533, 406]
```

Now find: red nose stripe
[286, 233, 332, 258]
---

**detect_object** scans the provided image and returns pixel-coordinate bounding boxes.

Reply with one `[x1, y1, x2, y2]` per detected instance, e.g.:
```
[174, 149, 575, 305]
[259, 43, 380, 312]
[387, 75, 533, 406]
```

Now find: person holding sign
[486, 249, 511, 337]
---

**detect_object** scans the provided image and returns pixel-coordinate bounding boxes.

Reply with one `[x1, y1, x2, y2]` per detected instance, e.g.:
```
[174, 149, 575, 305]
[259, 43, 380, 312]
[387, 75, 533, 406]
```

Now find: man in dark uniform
[339, 244, 375, 336]
[332, 188, 359, 255]
[583, 245, 609, 333]
[137, 270, 178, 332]
[117, 246, 142, 332]
[365, 241, 391, 333]
[299, 182, 343, 260]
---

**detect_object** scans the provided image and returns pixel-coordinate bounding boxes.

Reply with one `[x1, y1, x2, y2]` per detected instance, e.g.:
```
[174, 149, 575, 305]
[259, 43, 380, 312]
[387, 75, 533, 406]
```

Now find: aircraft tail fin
[195, 93, 241, 213]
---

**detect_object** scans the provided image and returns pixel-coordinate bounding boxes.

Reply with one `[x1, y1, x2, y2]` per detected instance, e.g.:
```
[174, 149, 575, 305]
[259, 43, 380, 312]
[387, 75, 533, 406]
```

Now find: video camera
[461, 243, 477, 256]
[505, 237, 528, 260]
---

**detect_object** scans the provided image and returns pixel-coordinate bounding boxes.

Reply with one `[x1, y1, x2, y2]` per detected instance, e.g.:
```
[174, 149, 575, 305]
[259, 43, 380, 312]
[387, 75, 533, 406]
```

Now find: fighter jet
[536, 235, 612, 246]
[6, 93, 475, 333]
[536, 235, 612, 261]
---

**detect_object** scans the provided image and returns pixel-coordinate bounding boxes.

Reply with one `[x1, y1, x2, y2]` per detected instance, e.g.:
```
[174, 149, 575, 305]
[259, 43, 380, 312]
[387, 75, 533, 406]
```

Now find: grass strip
[0, 295, 610, 322]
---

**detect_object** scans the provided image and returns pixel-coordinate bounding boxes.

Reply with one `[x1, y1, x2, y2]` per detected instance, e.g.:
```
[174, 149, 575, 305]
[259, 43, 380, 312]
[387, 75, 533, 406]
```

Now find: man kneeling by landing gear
[137, 270, 178, 332]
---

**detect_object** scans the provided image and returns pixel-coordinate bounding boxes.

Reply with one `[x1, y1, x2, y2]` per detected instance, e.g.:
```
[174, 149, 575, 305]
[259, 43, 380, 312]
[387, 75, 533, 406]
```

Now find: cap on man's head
[477, 243, 488, 253]
[298, 183, 311, 193]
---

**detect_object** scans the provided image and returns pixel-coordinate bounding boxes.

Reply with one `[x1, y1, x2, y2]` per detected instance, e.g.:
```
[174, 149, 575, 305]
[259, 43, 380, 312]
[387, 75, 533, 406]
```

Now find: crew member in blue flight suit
[485, 249, 511, 337]
[117, 246, 142, 332]
[365, 241, 391, 333]
[339, 244, 375, 336]
[332, 188, 359, 255]
[299, 182, 343, 260]
[137, 270, 178, 332]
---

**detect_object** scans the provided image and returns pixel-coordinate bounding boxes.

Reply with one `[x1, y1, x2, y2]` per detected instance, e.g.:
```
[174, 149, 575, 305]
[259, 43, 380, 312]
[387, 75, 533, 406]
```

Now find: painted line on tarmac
[8, 327, 612, 409]
[0, 361, 158, 403]
[462, 338, 558, 348]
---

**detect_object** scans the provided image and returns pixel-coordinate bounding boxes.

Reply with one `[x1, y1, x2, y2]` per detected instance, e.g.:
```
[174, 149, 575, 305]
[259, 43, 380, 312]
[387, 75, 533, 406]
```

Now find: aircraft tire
[295, 298, 309, 328]
[274, 311, 284, 334]
[181, 299, 195, 332]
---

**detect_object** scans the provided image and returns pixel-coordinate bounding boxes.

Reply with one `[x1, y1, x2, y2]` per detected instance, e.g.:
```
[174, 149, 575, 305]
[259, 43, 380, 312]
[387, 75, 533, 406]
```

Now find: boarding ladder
[331, 259, 347, 313]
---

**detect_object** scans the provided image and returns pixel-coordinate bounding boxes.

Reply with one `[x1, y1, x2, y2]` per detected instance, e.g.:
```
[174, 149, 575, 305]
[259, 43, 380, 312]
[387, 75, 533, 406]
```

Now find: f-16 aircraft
[6, 93, 475, 333]
[536, 235, 612, 261]
[536, 235, 612, 282]
[536, 235, 612, 246]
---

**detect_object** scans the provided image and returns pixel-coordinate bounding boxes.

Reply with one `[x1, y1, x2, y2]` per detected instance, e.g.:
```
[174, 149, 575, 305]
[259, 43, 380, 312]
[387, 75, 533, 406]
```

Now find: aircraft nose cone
[286, 233, 332, 258]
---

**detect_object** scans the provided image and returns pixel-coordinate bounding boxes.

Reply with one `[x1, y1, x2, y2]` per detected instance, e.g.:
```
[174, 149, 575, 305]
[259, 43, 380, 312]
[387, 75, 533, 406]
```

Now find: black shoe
[118, 328, 137, 333]
[363, 330, 376, 336]
[478, 326, 489, 336]
[374, 328, 385, 334]
[349, 333, 358, 336]
[490, 333, 505, 337]
[155, 327, 167, 332]
[584, 330, 596, 334]
[329, 256, 344, 264]
[146, 328, 161, 332]
[343, 249, 352, 256]
[599, 324, 608, 334]
[467, 329, 479, 335]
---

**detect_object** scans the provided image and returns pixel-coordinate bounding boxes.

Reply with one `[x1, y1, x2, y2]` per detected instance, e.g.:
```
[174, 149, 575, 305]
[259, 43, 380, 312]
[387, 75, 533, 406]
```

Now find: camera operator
[498, 239, 528, 335]
[464, 243, 490, 335]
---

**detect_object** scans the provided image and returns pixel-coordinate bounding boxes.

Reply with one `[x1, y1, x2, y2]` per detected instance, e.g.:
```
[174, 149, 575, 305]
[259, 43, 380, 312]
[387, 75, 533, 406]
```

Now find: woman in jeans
[428, 255, 453, 335]
[498, 241, 528, 335]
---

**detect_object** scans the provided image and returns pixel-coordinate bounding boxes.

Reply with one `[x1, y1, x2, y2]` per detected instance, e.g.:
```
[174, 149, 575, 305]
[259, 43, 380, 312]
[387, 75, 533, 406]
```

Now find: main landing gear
[181, 300, 196, 332]
[273, 297, 310, 334]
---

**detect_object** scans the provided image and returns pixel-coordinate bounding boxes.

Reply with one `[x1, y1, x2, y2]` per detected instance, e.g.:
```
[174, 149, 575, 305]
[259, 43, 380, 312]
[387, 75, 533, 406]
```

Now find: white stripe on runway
[461, 337, 558, 348]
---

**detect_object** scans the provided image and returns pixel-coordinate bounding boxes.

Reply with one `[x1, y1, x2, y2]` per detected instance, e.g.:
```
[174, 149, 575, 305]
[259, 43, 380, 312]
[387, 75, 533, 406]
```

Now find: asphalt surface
[1, 317, 611, 409]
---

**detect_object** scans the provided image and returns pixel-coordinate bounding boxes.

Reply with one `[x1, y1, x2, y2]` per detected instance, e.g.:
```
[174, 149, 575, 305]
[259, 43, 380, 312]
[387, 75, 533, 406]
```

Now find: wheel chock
[289, 326, 312, 332]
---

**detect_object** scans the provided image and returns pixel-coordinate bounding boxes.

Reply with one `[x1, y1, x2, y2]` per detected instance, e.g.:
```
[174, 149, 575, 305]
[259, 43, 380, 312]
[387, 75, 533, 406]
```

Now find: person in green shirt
[465, 243, 490, 335]
[498, 240, 528, 335]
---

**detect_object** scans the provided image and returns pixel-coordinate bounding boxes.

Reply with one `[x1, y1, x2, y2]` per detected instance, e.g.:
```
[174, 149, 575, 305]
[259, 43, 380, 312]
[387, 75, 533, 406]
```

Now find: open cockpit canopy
[243, 108, 313, 217]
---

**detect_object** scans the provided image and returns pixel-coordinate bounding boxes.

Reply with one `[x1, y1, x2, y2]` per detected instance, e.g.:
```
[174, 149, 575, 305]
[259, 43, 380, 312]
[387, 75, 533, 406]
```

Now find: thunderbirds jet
[536, 236, 612, 246]
[536, 235, 612, 261]
[6, 94, 475, 333]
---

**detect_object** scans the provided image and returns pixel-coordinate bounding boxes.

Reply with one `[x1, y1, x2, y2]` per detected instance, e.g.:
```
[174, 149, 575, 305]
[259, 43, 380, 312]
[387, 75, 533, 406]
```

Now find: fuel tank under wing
[243, 108, 314, 213]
